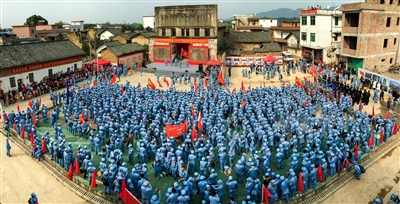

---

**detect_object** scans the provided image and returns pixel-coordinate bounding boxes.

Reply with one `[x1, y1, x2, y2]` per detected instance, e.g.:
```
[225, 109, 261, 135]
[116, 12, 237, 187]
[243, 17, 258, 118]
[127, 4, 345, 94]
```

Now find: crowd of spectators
[0, 66, 93, 106]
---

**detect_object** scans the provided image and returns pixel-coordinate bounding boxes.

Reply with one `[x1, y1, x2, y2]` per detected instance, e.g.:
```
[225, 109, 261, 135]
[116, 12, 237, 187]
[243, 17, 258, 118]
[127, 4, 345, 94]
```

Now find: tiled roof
[138, 32, 156, 38]
[226, 30, 272, 43]
[0, 40, 85, 69]
[102, 41, 123, 47]
[107, 42, 144, 56]
[107, 28, 122, 36]
[46, 33, 61, 37]
[217, 21, 226, 28]
[118, 33, 138, 40]
[253, 42, 282, 52]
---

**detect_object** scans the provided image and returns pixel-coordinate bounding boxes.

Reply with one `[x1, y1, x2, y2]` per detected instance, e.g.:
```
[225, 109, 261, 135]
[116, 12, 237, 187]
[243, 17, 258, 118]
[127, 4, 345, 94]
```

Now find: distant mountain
[224, 8, 303, 21]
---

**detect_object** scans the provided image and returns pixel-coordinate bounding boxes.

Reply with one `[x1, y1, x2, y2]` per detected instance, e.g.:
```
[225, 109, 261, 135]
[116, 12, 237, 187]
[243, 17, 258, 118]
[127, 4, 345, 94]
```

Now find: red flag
[317, 165, 325, 182]
[340, 159, 351, 173]
[303, 100, 308, 108]
[121, 85, 125, 94]
[368, 135, 375, 148]
[241, 81, 246, 94]
[13, 120, 17, 131]
[393, 123, 398, 135]
[295, 77, 304, 87]
[241, 100, 246, 106]
[359, 100, 363, 111]
[372, 106, 375, 116]
[198, 112, 203, 130]
[68, 164, 74, 180]
[110, 74, 117, 84]
[233, 87, 237, 93]
[339, 92, 343, 99]
[380, 128, 384, 143]
[39, 98, 42, 107]
[318, 67, 324, 73]
[74, 158, 81, 174]
[385, 111, 389, 120]
[3, 113, 8, 121]
[120, 180, 126, 193]
[310, 64, 316, 77]
[181, 48, 189, 58]
[282, 81, 286, 86]
[91, 169, 97, 189]
[20, 125, 25, 138]
[148, 78, 156, 89]
[17, 104, 20, 112]
[217, 69, 225, 85]
[354, 142, 359, 159]
[31, 114, 37, 127]
[298, 173, 305, 193]
[79, 112, 85, 124]
[158, 82, 163, 88]
[30, 131, 34, 144]
[28, 100, 33, 109]
[41, 138, 46, 153]
[194, 78, 199, 92]
[262, 185, 271, 204]
[163, 77, 170, 87]
[191, 123, 196, 140]
[204, 77, 208, 88]
[166, 120, 188, 138]
[191, 104, 195, 117]
[119, 188, 141, 204]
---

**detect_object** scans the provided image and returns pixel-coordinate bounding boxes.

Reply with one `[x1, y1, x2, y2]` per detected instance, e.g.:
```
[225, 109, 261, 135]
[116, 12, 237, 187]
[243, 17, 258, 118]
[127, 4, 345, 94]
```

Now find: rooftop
[106, 42, 144, 56]
[101, 40, 123, 47]
[226, 30, 272, 43]
[0, 40, 85, 69]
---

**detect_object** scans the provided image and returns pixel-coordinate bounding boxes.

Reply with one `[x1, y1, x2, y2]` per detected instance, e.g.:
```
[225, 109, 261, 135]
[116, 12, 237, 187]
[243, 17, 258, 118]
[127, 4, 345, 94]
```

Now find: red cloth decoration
[74, 158, 81, 174]
[198, 112, 203, 130]
[298, 173, 305, 193]
[317, 165, 325, 182]
[68, 164, 74, 180]
[262, 185, 271, 204]
[91, 169, 97, 189]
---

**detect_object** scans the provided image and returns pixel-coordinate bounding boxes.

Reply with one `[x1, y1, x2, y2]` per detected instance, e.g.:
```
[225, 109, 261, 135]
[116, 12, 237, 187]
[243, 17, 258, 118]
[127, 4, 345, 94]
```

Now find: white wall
[259, 19, 278, 28]
[143, 16, 155, 29]
[273, 30, 291, 39]
[0, 61, 82, 93]
[100, 31, 114, 40]
[300, 14, 342, 49]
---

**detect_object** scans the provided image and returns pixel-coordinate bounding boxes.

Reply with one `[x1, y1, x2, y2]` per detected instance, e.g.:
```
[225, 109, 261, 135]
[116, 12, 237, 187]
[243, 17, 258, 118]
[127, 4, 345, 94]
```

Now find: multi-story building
[300, 6, 342, 64]
[341, 0, 400, 74]
[151, 4, 224, 65]
[69, 20, 84, 32]
[233, 14, 264, 32]
[259, 18, 278, 29]
[270, 21, 301, 57]
[143, 16, 155, 29]
[12, 24, 70, 39]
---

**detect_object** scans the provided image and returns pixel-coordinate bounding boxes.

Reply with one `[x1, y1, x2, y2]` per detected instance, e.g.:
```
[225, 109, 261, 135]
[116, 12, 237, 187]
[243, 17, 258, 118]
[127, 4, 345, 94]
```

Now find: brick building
[341, 0, 400, 74]
[113, 32, 156, 45]
[233, 15, 264, 32]
[100, 42, 145, 67]
[12, 24, 69, 40]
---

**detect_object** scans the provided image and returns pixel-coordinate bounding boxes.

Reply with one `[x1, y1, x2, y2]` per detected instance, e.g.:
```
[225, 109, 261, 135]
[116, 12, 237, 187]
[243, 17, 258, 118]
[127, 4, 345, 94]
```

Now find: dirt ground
[0, 66, 398, 203]
[0, 135, 90, 203]
[323, 144, 400, 204]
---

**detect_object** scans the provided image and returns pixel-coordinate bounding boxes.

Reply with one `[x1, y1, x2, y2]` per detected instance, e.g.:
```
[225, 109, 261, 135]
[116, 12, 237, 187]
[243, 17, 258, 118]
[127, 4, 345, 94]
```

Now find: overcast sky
[1, 0, 362, 28]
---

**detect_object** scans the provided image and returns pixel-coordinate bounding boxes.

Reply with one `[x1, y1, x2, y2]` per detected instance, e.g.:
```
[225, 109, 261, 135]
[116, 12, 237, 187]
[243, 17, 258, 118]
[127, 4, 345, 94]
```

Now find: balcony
[342, 27, 358, 34]
[332, 42, 341, 55]
[342, 48, 357, 56]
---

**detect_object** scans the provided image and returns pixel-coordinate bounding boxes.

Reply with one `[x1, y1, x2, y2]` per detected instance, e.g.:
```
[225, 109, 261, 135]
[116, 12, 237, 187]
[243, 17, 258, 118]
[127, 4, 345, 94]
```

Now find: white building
[300, 6, 342, 64]
[0, 41, 85, 92]
[69, 20, 84, 32]
[143, 16, 155, 29]
[259, 18, 278, 29]
[99, 28, 122, 40]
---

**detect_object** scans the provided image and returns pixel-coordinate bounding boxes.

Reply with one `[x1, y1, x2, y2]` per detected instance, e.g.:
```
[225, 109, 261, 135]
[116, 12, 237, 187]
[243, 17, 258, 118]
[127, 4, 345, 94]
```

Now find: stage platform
[143, 62, 202, 77]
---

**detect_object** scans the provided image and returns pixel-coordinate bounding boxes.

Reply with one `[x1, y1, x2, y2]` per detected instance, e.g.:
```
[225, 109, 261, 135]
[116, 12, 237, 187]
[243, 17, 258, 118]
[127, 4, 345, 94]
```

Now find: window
[335, 17, 339, 26]
[31, 29, 34, 33]
[390, 0, 394, 4]
[302, 16, 307, 25]
[311, 16, 316, 25]
[205, 28, 210, 37]
[186, 29, 190, 37]
[171, 28, 176, 36]
[395, 38, 397, 45]
[380, 0, 385, 4]
[9, 77, 16, 88]
[381, 59, 386, 62]
[310, 33, 316, 42]
[48, 69, 53, 76]
[74, 63, 77, 70]
[383, 39, 388, 48]
[161, 28, 166, 36]
[301, 32, 307, 40]
[390, 58, 393, 63]
[181, 28, 185, 36]
[270, 20, 273, 23]
[387, 17, 391, 27]
[28, 73, 34, 83]
[397, 17, 400, 25]
[194, 28, 200, 37]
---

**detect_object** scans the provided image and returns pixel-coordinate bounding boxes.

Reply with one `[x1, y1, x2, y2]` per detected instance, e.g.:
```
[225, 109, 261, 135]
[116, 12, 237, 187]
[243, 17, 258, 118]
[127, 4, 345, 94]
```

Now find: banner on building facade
[358, 68, 399, 94]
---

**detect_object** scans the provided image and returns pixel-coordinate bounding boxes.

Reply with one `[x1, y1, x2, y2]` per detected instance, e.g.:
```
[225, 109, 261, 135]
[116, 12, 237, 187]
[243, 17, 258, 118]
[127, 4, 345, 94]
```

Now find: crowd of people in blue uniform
[2, 62, 399, 204]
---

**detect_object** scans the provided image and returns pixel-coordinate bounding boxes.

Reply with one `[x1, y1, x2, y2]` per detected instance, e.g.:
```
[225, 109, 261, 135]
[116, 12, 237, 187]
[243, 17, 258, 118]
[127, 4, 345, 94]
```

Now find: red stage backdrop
[153, 45, 171, 63]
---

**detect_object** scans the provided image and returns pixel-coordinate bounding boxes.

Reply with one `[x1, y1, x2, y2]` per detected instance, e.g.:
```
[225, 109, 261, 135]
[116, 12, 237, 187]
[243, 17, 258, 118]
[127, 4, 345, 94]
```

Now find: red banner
[166, 120, 188, 138]
[181, 48, 189, 58]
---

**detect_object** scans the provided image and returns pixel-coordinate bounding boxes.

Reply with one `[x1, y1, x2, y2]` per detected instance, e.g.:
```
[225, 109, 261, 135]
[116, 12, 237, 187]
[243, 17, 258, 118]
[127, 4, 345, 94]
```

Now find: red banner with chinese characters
[154, 38, 208, 44]
[166, 120, 188, 138]
[10, 56, 81, 75]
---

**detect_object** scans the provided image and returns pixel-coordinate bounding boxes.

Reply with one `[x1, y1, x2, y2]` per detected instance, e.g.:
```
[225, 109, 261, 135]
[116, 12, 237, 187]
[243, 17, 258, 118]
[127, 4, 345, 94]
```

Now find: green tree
[121, 24, 134, 32]
[225, 23, 233, 30]
[143, 44, 149, 51]
[135, 23, 144, 31]
[145, 26, 154, 32]
[104, 21, 112, 28]
[84, 24, 97, 30]
[55, 20, 67, 29]
[25, 14, 48, 25]
[82, 41, 91, 57]
[217, 37, 233, 53]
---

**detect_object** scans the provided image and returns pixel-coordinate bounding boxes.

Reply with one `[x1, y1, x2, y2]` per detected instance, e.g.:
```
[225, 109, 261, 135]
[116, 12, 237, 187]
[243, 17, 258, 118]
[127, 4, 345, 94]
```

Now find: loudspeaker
[198, 64, 203, 72]
[185, 70, 188, 73]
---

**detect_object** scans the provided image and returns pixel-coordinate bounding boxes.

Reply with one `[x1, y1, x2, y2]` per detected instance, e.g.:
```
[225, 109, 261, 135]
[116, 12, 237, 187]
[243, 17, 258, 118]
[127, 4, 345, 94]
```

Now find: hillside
[224, 8, 303, 21]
